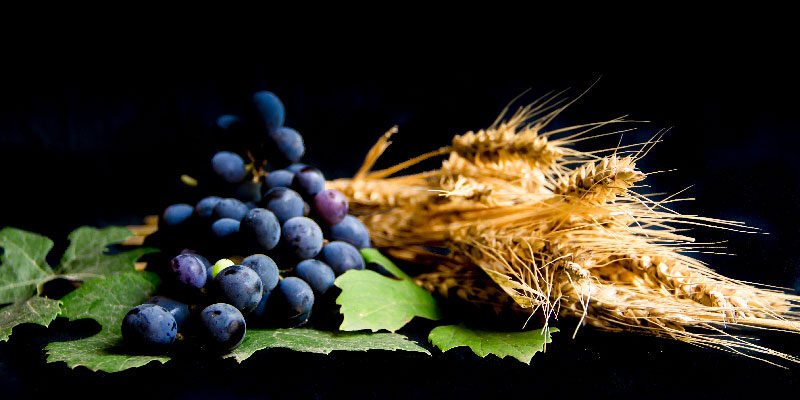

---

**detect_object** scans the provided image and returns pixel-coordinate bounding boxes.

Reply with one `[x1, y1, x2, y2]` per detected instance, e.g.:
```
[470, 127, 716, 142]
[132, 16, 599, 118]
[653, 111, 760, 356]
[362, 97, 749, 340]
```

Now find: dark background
[1, 53, 800, 398]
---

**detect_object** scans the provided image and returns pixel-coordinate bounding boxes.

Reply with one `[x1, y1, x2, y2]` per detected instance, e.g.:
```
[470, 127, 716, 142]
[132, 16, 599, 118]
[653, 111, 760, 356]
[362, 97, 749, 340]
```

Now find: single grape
[281, 216, 324, 259]
[213, 265, 263, 313]
[274, 277, 314, 327]
[211, 151, 247, 183]
[163, 204, 193, 226]
[252, 91, 285, 132]
[211, 218, 240, 239]
[235, 180, 263, 203]
[195, 196, 222, 219]
[180, 250, 212, 281]
[146, 296, 189, 331]
[213, 198, 249, 221]
[211, 258, 235, 278]
[295, 259, 335, 296]
[259, 187, 304, 224]
[270, 127, 304, 162]
[328, 215, 371, 249]
[313, 189, 348, 226]
[121, 304, 177, 348]
[170, 254, 207, 289]
[286, 163, 308, 173]
[200, 303, 246, 351]
[320, 241, 365, 276]
[302, 201, 311, 217]
[240, 208, 281, 251]
[216, 114, 241, 131]
[265, 169, 294, 189]
[241, 254, 280, 291]
[250, 290, 272, 320]
[291, 167, 325, 198]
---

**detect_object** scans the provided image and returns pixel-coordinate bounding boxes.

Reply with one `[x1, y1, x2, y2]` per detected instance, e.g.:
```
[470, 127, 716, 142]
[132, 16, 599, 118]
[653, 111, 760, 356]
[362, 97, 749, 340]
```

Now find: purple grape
[121, 304, 177, 348]
[270, 127, 305, 162]
[295, 259, 335, 296]
[211, 218, 240, 239]
[328, 215, 371, 249]
[170, 254, 208, 289]
[241, 208, 281, 251]
[265, 169, 294, 189]
[281, 217, 324, 259]
[163, 204, 193, 226]
[241, 254, 280, 292]
[259, 187, 304, 224]
[200, 303, 246, 351]
[274, 277, 314, 327]
[146, 296, 189, 331]
[291, 167, 325, 198]
[195, 196, 222, 219]
[213, 265, 263, 314]
[212, 151, 247, 183]
[213, 198, 249, 221]
[320, 241, 365, 276]
[313, 189, 348, 226]
[252, 91, 285, 132]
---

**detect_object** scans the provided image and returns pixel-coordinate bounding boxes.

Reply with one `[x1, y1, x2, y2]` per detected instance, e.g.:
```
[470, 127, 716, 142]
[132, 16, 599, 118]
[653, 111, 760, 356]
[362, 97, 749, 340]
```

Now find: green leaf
[45, 272, 168, 372]
[227, 328, 430, 363]
[428, 324, 558, 364]
[0, 226, 156, 342]
[334, 249, 441, 332]
[57, 226, 157, 279]
[0, 297, 62, 341]
[0, 228, 55, 303]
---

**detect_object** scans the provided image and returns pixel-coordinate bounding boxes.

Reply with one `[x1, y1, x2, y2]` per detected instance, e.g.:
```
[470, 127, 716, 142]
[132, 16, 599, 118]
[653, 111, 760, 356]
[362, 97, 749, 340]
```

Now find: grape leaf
[227, 328, 430, 363]
[44, 272, 168, 372]
[0, 297, 62, 342]
[428, 324, 558, 364]
[0, 226, 156, 341]
[334, 248, 442, 332]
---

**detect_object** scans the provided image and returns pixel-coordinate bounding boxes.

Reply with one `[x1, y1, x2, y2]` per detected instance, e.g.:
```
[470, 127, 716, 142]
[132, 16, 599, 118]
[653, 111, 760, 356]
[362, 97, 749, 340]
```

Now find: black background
[1, 48, 800, 398]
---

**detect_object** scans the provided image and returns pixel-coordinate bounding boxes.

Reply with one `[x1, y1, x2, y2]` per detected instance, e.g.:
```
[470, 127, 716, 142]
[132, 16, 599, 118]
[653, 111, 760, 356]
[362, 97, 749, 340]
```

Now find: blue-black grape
[320, 241, 365, 276]
[213, 198, 249, 221]
[241, 254, 280, 292]
[235, 181, 262, 203]
[303, 201, 311, 216]
[200, 303, 246, 351]
[180, 249, 213, 282]
[211, 151, 247, 183]
[281, 216, 324, 259]
[195, 196, 222, 219]
[270, 127, 304, 162]
[163, 204, 193, 226]
[241, 208, 281, 251]
[213, 265, 263, 313]
[275, 277, 314, 327]
[295, 259, 335, 296]
[286, 163, 308, 173]
[259, 187, 304, 224]
[252, 91, 285, 132]
[328, 215, 371, 249]
[312, 189, 348, 226]
[146, 296, 189, 331]
[170, 254, 208, 289]
[216, 114, 241, 131]
[291, 167, 325, 198]
[211, 218, 240, 239]
[265, 169, 294, 189]
[121, 304, 177, 348]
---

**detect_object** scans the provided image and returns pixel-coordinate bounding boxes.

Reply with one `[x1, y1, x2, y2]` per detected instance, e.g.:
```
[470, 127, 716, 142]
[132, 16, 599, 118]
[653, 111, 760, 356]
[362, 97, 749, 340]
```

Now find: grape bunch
[122, 91, 372, 352]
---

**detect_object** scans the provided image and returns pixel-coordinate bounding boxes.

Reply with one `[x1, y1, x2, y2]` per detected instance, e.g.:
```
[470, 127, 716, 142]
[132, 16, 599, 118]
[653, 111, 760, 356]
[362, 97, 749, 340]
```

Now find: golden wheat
[329, 99, 800, 366]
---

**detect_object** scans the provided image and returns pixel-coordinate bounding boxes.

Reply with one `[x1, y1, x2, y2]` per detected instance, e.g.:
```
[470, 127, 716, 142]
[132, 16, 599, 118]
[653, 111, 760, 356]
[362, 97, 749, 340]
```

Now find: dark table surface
[1, 56, 799, 398]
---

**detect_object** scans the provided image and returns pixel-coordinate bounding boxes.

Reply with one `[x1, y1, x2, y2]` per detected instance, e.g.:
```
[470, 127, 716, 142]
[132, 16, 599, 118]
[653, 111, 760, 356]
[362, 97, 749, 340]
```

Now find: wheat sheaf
[329, 90, 800, 366]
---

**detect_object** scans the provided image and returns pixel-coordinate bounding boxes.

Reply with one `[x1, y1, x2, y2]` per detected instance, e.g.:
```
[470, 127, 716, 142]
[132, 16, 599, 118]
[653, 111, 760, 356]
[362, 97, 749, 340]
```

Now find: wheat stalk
[328, 100, 800, 366]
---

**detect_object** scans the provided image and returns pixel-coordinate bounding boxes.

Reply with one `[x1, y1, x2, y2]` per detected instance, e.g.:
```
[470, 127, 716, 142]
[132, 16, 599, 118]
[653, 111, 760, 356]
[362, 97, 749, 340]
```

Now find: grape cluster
[122, 91, 371, 352]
